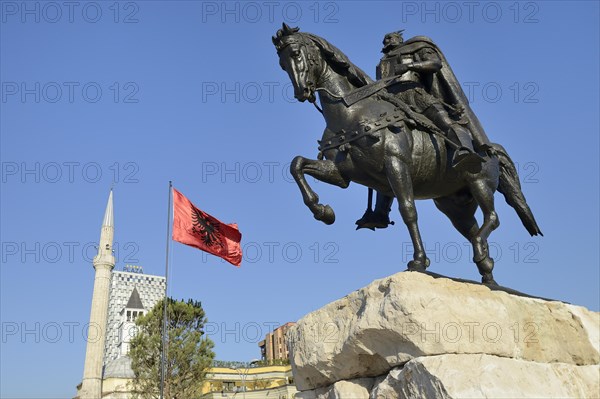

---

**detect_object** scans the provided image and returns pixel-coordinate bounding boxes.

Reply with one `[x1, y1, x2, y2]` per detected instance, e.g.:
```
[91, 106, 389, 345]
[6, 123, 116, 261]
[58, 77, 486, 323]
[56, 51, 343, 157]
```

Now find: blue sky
[1, 1, 598, 397]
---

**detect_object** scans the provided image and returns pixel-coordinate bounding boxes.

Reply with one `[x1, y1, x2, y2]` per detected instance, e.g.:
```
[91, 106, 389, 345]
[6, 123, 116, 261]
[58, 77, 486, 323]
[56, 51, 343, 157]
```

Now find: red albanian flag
[172, 188, 242, 266]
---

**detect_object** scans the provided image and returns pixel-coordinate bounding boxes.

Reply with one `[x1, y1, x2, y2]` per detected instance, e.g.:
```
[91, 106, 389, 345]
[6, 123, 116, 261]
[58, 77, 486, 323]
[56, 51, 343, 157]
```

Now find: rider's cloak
[392, 36, 491, 147]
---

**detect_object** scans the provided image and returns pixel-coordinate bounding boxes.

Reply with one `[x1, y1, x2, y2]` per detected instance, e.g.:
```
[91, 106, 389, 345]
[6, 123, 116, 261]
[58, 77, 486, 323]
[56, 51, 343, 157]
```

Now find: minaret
[79, 190, 115, 398]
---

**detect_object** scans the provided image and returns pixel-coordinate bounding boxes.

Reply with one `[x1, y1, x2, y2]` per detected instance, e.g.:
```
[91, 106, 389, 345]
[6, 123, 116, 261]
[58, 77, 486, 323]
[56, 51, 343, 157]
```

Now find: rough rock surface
[288, 271, 600, 397]
[295, 378, 374, 399]
[371, 354, 599, 399]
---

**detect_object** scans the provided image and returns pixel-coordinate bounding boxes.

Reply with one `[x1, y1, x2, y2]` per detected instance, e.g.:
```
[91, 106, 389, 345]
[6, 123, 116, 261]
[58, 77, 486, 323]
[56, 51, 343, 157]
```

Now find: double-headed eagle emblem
[190, 205, 223, 248]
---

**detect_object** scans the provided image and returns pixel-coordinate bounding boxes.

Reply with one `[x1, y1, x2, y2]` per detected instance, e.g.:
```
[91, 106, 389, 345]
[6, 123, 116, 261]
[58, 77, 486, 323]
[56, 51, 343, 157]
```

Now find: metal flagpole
[160, 181, 172, 399]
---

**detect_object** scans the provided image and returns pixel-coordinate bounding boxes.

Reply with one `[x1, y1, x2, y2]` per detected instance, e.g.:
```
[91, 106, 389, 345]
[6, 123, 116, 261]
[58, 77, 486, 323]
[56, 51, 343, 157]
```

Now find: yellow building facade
[202, 364, 297, 398]
[77, 362, 297, 398]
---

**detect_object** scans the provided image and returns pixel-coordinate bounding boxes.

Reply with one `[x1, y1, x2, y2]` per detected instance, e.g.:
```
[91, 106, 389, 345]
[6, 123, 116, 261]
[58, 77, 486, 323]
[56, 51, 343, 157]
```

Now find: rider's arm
[407, 48, 442, 74]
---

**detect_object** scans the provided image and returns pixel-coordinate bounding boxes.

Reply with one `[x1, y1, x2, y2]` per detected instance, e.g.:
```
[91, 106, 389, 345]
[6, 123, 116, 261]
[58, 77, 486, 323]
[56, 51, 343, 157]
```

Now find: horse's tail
[491, 143, 543, 236]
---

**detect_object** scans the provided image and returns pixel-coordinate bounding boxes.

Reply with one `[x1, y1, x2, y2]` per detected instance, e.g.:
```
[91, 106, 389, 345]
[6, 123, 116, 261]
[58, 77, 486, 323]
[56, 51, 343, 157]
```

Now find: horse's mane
[273, 24, 373, 87]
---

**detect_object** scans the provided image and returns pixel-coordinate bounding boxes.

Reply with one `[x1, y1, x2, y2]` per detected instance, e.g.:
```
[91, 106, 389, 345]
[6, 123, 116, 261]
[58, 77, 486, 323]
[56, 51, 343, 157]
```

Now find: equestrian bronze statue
[273, 24, 542, 285]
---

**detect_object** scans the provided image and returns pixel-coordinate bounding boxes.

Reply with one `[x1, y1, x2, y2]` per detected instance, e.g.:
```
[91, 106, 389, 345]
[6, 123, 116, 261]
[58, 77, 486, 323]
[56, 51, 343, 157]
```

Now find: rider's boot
[356, 194, 394, 230]
[450, 125, 485, 174]
[423, 105, 484, 174]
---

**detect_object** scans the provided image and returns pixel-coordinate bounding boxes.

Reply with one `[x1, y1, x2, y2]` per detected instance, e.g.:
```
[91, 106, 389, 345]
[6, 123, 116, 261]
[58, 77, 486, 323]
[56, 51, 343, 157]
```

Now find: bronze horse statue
[273, 25, 542, 284]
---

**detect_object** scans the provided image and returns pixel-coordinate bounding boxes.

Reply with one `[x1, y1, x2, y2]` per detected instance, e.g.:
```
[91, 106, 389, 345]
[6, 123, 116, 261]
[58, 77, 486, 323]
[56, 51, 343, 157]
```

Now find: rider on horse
[274, 23, 541, 283]
[356, 30, 490, 230]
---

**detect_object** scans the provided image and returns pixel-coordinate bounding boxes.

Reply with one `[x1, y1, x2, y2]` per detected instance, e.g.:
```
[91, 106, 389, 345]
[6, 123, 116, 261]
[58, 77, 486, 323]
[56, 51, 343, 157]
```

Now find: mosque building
[74, 191, 165, 398]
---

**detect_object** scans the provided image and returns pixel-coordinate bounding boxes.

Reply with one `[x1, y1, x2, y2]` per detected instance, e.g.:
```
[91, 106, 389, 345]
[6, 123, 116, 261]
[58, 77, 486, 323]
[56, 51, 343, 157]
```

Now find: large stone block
[296, 378, 374, 399]
[288, 272, 599, 391]
[371, 354, 600, 399]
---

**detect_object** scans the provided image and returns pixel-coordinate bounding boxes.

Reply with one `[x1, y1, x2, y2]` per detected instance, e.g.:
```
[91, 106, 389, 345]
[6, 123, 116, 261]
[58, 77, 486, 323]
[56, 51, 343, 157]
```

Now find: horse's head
[273, 24, 323, 103]
[273, 24, 373, 104]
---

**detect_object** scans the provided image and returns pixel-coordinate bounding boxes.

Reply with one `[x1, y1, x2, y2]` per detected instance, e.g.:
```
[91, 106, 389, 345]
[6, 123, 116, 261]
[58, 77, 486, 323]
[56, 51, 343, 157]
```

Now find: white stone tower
[79, 190, 115, 398]
[117, 287, 146, 356]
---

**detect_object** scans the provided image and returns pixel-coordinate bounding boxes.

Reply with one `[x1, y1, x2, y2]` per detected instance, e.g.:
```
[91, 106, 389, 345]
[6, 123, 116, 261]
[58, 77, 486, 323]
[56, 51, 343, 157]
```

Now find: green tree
[129, 298, 215, 399]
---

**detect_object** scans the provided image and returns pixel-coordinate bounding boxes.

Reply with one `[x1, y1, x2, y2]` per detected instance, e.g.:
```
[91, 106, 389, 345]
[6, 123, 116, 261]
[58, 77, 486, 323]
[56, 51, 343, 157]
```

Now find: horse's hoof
[482, 274, 498, 286]
[314, 204, 335, 225]
[407, 258, 430, 272]
[476, 256, 494, 275]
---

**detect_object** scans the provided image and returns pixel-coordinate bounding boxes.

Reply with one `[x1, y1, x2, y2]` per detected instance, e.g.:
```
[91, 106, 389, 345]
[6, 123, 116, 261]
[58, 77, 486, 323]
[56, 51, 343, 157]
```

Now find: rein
[311, 87, 343, 114]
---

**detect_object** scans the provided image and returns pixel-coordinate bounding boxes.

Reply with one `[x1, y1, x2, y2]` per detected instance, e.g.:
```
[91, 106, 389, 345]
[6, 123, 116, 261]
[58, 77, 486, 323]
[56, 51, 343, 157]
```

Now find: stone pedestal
[288, 272, 599, 398]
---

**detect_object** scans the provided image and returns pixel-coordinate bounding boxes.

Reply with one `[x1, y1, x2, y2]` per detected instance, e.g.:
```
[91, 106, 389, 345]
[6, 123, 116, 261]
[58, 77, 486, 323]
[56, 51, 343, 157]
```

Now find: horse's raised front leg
[385, 156, 430, 271]
[290, 156, 349, 225]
